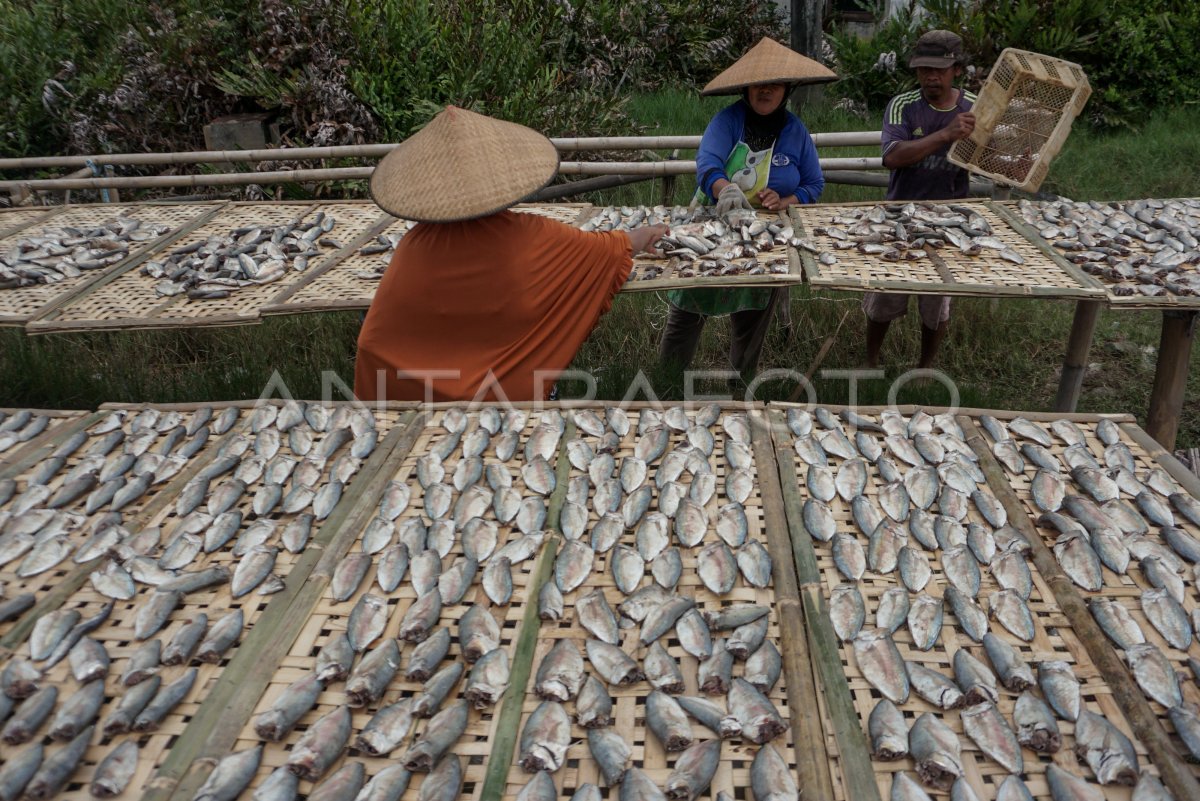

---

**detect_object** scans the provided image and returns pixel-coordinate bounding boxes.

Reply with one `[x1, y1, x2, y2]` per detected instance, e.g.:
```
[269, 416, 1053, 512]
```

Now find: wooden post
[1146, 309, 1197, 450]
[661, 148, 680, 206]
[791, 0, 826, 107]
[1053, 299, 1102, 412]
[790, 0, 823, 60]
[104, 165, 121, 204]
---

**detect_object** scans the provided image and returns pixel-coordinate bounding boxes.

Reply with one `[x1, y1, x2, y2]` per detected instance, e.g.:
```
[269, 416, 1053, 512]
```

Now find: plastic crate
[949, 48, 1091, 192]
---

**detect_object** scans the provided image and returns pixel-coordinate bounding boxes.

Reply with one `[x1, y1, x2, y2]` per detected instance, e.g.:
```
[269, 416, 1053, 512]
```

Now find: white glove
[715, 183, 752, 220]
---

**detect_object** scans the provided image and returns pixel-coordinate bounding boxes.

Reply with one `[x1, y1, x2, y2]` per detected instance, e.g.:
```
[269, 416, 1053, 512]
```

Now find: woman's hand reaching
[757, 188, 798, 211]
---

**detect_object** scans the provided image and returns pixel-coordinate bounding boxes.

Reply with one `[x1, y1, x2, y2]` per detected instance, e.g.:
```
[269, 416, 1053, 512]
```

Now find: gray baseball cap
[908, 30, 965, 69]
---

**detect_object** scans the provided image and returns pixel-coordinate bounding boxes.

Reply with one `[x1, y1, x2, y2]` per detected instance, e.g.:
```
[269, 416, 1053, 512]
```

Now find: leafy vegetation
[0, 0, 785, 160]
[827, 0, 1200, 129]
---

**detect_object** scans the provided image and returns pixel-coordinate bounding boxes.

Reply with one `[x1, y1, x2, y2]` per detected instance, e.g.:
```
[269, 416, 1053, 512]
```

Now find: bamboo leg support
[1053, 299, 1102, 412]
[1146, 309, 1197, 450]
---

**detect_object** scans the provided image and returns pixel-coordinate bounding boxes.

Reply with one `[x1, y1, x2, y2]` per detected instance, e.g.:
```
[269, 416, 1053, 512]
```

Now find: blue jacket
[696, 101, 824, 204]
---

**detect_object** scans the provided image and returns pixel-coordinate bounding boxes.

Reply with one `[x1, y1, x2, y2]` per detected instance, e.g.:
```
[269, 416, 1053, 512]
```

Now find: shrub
[0, 0, 794, 161]
[213, 0, 379, 147]
[825, 5, 923, 112]
[344, 0, 625, 141]
[826, 0, 1200, 129]
[0, 0, 142, 157]
[547, 0, 788, 93]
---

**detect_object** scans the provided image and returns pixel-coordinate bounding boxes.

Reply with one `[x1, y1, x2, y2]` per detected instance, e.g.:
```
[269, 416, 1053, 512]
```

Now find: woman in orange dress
[355, 107, 666, 403]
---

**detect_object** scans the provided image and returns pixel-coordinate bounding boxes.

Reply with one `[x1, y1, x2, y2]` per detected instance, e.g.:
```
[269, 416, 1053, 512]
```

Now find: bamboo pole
[528, 173, 653, 201]
[1145, 309, 1197, 451]
[477, 537, 559, 801]
[157, 412, 421, 801]
[0, 156, 887, 191]
[821, 170, 888, 188]
[958, 414, 1200, 801]
[559, 157, 882, 175]
[767, 410, 881, 801]
[749, 410, 836, 801]
[0, 132, 883, 172]
[1053, 299, 1102, 412]
[477, 420, 574, 801]
[1118, 421, 1200, 500]
[0, 167, 375, 191]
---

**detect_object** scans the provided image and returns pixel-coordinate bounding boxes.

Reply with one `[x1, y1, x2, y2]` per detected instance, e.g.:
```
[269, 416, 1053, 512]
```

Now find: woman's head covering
[701, 37, 837, 96]
[369, 106, 559, 222]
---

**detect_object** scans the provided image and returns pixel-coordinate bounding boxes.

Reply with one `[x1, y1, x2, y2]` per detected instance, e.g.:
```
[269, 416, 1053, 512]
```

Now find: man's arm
[883, 112, 976, 169]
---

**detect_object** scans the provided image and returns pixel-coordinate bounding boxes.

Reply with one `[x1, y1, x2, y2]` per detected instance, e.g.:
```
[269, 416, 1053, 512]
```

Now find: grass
[2, 88, 1200, 448]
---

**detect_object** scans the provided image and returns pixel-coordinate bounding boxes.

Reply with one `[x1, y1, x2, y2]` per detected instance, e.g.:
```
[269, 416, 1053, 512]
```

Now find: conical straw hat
[370, 106, 559, 223]
[701, 38, 837, 96]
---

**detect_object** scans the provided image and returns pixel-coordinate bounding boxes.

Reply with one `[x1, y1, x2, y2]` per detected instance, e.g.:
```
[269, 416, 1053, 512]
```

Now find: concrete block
[203, 113, 278, 168]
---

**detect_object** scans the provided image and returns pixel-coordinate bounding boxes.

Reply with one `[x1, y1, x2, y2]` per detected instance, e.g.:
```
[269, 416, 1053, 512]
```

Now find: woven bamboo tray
[0, 402, 420, 800]
[0, 206, 63, 239]
[790, 200, 1103, 300]
[491, 405, 808, 801]
[620, 211, 803, 294]
[0, 571, 242, 801]
[767, 404, 1165, 801]
[26, 201, 383, 333]
[0, 405, 239, 644]
[976, 413, 1200, 779]
[0, 408, 91, 473]
[0, 202, 224, 328]
[0, 401, 413, 643]
[213, 406, 549, 800]
[996, 199, 1200, 309]
[259, 203, 593, 317]
[512, 203, 594, 226]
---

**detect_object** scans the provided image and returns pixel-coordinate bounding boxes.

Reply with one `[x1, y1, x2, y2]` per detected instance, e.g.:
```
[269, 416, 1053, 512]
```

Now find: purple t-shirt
[882, 88, 976, 201]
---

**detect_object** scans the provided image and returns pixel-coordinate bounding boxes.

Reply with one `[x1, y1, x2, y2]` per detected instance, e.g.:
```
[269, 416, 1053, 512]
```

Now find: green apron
[669, 139, 776, 316]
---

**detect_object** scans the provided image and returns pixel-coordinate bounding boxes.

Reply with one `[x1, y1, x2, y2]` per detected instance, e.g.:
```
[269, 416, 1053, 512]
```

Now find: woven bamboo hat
[701, 37, 837, 96]
[370, 106, 559, 223]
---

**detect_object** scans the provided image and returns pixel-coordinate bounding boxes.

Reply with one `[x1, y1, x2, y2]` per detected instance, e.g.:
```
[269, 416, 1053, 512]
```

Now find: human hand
[758, 189, 798, 211]
[943, 112, 976, 142]
[715, 183, 752, 220]
[627, 223, 669, 255]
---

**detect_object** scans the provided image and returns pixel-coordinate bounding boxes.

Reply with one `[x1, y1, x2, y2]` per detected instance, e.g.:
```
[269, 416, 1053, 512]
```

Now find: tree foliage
[826, 0, 1200, 129]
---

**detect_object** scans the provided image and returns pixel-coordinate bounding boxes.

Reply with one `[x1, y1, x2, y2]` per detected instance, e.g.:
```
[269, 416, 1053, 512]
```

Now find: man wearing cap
[354, 106, 667, 403]
[863, 29, 976, 370]
[659, 37, 836, 390]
